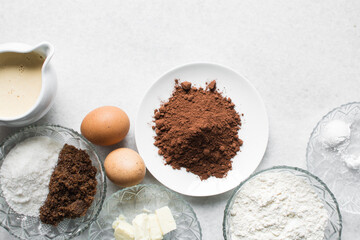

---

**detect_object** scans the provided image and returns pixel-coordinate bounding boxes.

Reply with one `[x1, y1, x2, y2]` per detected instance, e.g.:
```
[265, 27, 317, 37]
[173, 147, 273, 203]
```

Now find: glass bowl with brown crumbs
[0, 124, 107, 240]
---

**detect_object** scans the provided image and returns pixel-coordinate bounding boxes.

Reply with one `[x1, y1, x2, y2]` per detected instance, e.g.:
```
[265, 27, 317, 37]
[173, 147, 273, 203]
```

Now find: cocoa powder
[153, 80, 243, 180]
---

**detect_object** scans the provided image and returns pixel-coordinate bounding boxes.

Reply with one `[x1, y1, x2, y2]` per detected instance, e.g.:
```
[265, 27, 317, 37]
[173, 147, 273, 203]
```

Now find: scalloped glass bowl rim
[89, 183, 202, 239]
[0, 124, 107, 240]
[306, 101, 360, 215]
[222, 165, 342, 240]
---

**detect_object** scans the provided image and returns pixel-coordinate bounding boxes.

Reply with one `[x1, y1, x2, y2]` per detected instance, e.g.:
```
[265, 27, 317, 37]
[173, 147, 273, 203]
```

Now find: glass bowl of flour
[0, 124, 107, 240]
[223, 166, 342, 240]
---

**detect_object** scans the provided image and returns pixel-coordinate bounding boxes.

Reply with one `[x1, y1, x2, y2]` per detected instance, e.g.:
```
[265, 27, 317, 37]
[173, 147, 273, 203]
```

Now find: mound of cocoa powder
[39, 144, 97, 225]
[153, 80, 243, 180]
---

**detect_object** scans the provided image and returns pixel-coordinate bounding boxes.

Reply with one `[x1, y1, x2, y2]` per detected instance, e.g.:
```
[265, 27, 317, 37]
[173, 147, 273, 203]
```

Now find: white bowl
[0, 42, 57, 127]
[135, 62, 269, 196]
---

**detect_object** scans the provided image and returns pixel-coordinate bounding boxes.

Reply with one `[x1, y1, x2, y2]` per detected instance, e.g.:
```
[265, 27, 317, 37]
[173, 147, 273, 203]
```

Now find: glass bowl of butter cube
[88, 184, 202, 240]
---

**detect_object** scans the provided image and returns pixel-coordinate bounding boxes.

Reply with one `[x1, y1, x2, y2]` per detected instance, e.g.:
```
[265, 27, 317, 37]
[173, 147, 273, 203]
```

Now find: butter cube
[113, 219, 121, 230]
[148, 214, 163, 240]
[155, 206, 176, 235]
[132, 213, 150, 240]
[112, 216, 135, 240]
[113, 215, 126, 229]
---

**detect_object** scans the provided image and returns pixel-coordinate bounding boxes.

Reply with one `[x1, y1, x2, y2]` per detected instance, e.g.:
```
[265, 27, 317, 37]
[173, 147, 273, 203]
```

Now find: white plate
[135, 63, 268, 196]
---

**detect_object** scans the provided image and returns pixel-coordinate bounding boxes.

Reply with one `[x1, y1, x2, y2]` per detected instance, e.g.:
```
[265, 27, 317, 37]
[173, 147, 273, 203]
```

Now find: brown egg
[81, 106, 130, 146]
[104, 148, 146, 187]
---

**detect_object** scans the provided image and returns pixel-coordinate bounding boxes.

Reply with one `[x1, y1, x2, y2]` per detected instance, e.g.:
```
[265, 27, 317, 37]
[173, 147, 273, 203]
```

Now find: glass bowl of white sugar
[0, 124, 107, 240]
[223, 166, 342, 240]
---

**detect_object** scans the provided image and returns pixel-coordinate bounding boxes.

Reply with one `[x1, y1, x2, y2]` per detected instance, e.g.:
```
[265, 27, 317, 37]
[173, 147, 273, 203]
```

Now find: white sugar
[0, 136, 62, 216]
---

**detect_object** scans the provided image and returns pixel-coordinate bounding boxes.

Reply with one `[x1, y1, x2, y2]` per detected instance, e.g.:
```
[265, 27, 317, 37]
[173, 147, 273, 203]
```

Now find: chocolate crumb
[181, 81, 192, 91]
[208, 80, 217, 91]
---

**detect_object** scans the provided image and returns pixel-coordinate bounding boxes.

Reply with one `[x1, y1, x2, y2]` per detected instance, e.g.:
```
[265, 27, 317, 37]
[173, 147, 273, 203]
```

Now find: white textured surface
[0, 0, 359, 239]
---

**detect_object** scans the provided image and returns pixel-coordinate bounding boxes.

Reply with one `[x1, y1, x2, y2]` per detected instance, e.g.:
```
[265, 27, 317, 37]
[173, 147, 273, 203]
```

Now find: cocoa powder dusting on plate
[153, 80, 243, 180]
[39, 144, 97, 226]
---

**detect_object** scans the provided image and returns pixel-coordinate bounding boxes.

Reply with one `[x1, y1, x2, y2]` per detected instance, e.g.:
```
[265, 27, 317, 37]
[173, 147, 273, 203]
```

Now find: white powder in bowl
[321, 119, 350, 148]
[0, 136, 62, 217]
[229, 171, 329, 240]
[342, 154, 360, 170]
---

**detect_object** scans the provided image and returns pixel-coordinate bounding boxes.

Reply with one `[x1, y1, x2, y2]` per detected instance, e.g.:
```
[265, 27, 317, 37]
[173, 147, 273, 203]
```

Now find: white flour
[0, 136, 62, 217]
[229, 171, 328, 240]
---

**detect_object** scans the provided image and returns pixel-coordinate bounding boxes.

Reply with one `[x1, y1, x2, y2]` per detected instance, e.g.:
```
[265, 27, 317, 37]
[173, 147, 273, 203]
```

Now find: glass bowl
[307, 102, 360, 214]
[89, 184, 202, 240]
[223, 166, 342, 240]
[0, 124, 107, 239]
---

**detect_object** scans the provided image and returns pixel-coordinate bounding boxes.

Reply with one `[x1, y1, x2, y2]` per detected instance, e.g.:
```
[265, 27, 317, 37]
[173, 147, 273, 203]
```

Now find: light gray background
[1, 0, 359, 239]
